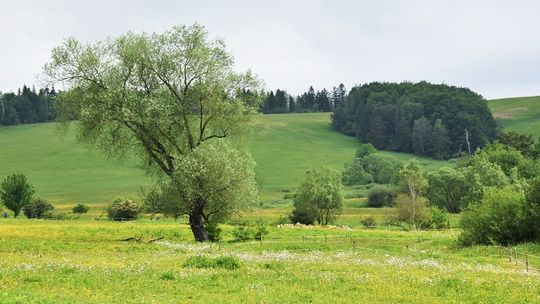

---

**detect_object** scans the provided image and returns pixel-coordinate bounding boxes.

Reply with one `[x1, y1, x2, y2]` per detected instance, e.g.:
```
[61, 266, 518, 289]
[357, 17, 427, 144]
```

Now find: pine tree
[315, 89, 331, 112]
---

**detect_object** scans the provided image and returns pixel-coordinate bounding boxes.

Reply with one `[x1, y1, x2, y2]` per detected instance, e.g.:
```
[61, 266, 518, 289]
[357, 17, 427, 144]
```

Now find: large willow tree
[44, 24, 261, 241]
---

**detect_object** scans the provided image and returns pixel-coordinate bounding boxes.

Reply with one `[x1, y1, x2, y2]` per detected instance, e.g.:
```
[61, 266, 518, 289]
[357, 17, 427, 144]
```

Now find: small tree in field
[397, 160, 428, 229]
[292, 166, 344, 225]
[0, 174, 35, 217]
[72, 203, 89, 218]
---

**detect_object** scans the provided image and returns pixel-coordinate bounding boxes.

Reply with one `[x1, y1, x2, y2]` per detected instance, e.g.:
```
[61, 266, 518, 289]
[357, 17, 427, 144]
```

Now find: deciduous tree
[44, 24, 260, 241]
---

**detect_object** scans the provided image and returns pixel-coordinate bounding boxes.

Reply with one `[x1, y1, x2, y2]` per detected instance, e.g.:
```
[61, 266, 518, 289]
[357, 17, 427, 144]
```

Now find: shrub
[0, 173, 35, 217]
[253, 220, 269, 241]
[367, 185, 397, 207]
[419, 206, 449, 229]
[72, 203, 89, 217]
[23, 198, 54, 219]
[206, 222, 222, 242]
[459, 187, 527, 246]
[232, 225, 254, 241]
[107, 198, 141, 221]
[360, 216, 377, 228]
[183, 255, 240, 270]
[394, 194, 430, 229]
[289, 208, 315, 225]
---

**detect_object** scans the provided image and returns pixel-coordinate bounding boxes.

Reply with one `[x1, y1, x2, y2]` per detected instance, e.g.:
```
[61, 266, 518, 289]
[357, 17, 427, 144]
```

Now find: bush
[367, 185, 397, 207]
[183, 255, 240, 270]
[23, 198, 54, 219]
[232, 225, 254, 241]
[419, 206, 449, 229]
[206, 222, 222, 242]
[360, 216, 377, 228]
[253, 220, 269, 241]
[231, 220, 269, 241]
[72, 203, 89, 216]
[107, 198, 141, 221]
[459, 187, 527, 246]
[289, 208, 315, 225]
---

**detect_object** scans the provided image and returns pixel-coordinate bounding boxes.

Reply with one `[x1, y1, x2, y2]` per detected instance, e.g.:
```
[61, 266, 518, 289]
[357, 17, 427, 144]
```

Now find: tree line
[0, 85, 57, 126]
[260, 84, 346, 114]
[331, 81, 499, 159]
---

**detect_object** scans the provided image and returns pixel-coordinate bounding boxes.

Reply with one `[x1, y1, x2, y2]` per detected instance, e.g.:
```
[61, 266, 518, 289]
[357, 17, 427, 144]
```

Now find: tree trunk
[189, 207, 209, 242]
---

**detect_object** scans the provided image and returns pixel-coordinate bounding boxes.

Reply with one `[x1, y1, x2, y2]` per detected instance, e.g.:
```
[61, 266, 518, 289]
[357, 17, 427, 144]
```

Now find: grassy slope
[488, 95, 540, 138]
[0, 123, 151, 208]
[0, 113, 445, 208]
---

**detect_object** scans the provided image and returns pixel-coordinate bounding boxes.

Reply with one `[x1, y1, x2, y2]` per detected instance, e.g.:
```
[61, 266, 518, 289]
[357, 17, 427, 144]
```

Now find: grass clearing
[0, 218, 538, 303]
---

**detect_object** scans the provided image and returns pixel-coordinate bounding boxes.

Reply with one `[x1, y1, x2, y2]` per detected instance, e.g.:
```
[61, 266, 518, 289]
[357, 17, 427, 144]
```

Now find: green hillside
[488, 95, 540, 138]
[0, 113, 444, 208]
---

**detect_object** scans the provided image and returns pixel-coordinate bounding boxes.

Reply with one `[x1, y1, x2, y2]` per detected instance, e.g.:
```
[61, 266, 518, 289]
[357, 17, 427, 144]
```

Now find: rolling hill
[488, 95, 540, 138]
[0, 113, 445, 209]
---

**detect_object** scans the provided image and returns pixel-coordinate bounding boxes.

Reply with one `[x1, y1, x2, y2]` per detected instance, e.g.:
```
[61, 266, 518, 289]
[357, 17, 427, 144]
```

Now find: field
[489, 95, 540, 138]
[0, 219, 539, 303]
[0, 113, 445, 209]
[1, 99, 540, 303]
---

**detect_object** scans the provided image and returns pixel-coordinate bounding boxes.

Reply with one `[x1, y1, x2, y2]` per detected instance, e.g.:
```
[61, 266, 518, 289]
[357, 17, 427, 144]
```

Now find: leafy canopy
[44, 24, 261, 241]
[0, 174, 35, 217]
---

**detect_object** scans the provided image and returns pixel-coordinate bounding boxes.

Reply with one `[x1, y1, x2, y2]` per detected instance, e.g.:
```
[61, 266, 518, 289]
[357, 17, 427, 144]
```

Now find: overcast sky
[1, 0, 539, 99]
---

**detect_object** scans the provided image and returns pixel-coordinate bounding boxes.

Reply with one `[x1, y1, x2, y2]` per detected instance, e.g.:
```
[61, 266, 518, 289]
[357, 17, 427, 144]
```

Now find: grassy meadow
[489, 95, 540, 138]
[1, 97, 540, 303]
[0, 218, 539, 303]
[0, 113, 445, 210]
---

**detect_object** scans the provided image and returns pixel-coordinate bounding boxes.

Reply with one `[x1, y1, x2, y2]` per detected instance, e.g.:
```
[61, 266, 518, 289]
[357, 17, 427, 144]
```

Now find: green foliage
[524, 178, 540, 240]
[459, 187, 529, 246]
[44, 24, 260, 241]
[231, 220, 268, 241]
[422, 207, 449, 230]
[289, 208, 315, 225]
[183, 256, 240, 270]
[332, 81, 498, 159]
[427, 167, 468, 213]
[0, 173, 35, 217]
[360, 216, 377, 228]
[396, 160, 429, 228]
[459, 154, 509, 205]
[497, 131, 535, 157]
[394, 194, 430, 229]
[292, 166, 344, 225]
[72, 203, 89, 215]
[355, 143, 377, 158]
[107, 198, 141, 221]
[342, 159, 373, 186]
[159, 271, 176, 281]
[0, 86, 56, 126]
[23, 198, 54, 219]
[342, 147, 400, 186]
[367, 185, 397, 208]
[205, 222, 222, 242]
[232, 225, 254, 241]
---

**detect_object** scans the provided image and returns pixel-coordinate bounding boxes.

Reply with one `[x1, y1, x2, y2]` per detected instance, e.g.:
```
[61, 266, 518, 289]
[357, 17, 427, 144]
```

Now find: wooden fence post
[352, 240, 356, 253]
[525, 253, 529, 272]
[508, 246, 512, 262]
